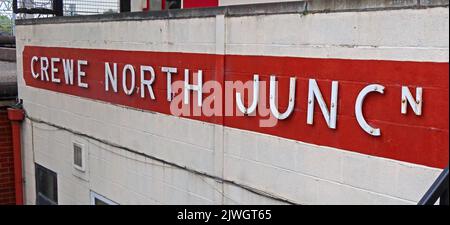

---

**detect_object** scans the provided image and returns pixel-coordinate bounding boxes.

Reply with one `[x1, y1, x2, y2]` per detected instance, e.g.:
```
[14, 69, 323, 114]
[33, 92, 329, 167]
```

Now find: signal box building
[7, 0, 450, 204]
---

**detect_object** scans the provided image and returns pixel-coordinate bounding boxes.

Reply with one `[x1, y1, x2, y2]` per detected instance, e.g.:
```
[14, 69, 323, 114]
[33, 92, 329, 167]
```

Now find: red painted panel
[183, 0, 218, 8]
[22, 46, 449, 169]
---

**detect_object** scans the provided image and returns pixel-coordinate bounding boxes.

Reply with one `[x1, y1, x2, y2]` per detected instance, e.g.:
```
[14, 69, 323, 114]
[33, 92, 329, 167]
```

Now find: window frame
[35, 163, 58, 205]
[72, 141, 86, 172]
[90, 191, 118, 205]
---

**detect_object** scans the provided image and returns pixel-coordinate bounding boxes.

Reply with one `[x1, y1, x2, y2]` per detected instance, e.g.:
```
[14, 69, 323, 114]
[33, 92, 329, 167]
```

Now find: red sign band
[23, 46, 449, 168]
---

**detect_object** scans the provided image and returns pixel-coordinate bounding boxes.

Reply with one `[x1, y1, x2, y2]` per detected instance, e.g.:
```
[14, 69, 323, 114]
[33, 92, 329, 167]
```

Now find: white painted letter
[307, 79, 339, 129]
[184, 69, 203, 107]
[50, 58, 61, 83]
[355, 84, 385, 136]
[162, 67, 177, 101]
[105, 62, 118, 92]
[31, 56, 39, 79]
[63, 59, 74, 85]
[77, 60, 89, 88]
[40, 57, 49, 81]
[122, 64, 135, 95]
[269, 76, 296, 120]
[140, 66, 156, 100]
[236, 75, 259, 115]
[401, 86, 422, 116]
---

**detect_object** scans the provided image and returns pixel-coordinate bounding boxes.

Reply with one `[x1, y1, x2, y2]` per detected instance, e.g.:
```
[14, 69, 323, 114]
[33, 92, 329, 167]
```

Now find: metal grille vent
[73, 143, 84, 171]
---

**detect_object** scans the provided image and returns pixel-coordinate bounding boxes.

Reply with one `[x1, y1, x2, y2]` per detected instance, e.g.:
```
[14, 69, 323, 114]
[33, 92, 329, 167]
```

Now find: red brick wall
[0, 107, 15, 205]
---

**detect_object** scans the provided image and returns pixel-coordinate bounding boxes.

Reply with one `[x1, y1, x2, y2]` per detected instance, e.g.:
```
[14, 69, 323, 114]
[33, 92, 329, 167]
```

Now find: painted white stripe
[225, 8, 449, 62]
[16, 7, 449, 62]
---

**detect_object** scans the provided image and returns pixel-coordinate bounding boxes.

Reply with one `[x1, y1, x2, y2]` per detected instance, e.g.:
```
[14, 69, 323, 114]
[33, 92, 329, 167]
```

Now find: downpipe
[7, 107, 25, 205]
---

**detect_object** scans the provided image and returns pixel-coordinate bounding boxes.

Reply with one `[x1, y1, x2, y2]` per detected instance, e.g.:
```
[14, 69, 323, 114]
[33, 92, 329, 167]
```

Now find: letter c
[31, 56, 39, 79]
[355, 84, 385, 136]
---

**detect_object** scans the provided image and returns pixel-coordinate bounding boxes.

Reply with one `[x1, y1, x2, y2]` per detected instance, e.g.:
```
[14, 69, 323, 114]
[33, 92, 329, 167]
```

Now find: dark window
[94, 198, 109, 205]
[35, 164, 58, 205]
[73, 143, 83, 169]
[167, 0, 181, 9]
[120, 0, 131, 12]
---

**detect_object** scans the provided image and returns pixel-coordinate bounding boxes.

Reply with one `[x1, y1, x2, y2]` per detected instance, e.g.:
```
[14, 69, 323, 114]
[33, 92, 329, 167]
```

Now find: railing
[418, 166, 449, 205]
[12, 0, 63, 16]
[12, 0, 121, 17]
[1, 0, 15, 36]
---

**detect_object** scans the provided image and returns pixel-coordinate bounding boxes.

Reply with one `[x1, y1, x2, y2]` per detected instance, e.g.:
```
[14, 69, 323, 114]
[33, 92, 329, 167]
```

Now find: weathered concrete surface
[0, 47, 18, 99]
[15, 0, 449, 25]
[0, 47, 16, 62]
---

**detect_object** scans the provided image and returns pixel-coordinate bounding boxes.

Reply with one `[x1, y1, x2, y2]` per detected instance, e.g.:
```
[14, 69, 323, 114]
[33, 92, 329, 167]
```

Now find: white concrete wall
[131, 0, 146, 12]
[16, 5, 448, 205]
[130, 0, 162, 11]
